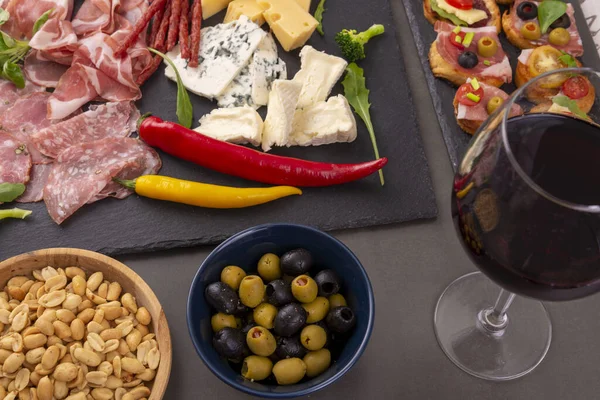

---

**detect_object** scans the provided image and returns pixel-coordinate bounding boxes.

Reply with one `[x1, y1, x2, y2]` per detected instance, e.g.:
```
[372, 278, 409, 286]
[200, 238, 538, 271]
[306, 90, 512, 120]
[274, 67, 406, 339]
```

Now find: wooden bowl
[0, 248, 172, 400]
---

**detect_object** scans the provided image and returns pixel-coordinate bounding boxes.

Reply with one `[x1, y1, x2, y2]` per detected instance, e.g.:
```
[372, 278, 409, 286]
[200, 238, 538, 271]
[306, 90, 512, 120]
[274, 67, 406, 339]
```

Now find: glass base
[434, 272, 552, 381]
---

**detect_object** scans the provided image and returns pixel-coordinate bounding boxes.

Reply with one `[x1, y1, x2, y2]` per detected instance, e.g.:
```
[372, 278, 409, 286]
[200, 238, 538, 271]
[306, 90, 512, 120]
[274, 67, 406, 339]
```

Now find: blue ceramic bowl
[187, 224, 375, 398]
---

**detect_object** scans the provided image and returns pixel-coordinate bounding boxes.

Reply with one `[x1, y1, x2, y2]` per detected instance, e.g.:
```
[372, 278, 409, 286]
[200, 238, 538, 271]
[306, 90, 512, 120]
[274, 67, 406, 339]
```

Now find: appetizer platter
[402, 0, 600, 169]
[0, 0, 437, 258]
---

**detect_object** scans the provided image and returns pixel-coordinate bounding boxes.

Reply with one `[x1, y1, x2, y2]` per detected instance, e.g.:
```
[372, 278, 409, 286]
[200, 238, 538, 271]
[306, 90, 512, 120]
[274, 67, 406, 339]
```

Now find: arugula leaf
[32, 9, 53, 35]
[0, 32, 14, 50]
[552, 95, 588, 120]
[148, 47, 193, 128]
[559, 51, 577, 68]
[0, 8, 9, 26]
[538, 0, 567, 34]
[2, 62, 24, 88]
[430, 0, 467, 26]
[342, 63, 384, 186]
[0, 183, 25, 203]
[314, 0, 327, 36]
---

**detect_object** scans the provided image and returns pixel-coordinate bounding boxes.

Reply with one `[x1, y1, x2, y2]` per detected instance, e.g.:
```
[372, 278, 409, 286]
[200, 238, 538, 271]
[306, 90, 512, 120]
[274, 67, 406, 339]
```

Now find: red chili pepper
[139, 116, 388, 187]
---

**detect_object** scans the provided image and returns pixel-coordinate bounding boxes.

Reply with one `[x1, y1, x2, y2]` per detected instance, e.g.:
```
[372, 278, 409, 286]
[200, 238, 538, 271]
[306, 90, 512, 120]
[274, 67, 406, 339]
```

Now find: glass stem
[477, 289, 516, 335]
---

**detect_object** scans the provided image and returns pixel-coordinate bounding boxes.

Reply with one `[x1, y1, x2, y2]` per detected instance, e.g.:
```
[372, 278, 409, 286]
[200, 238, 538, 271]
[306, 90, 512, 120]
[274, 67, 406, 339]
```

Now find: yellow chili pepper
[456, 182, 474, 200]
[115, 175, 302, 208]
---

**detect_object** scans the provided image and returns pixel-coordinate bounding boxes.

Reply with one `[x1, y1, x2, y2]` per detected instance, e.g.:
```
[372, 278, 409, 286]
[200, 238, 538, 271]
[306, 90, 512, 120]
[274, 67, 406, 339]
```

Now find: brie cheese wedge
[262, 80, 303, 152]
[195, 106, 264, 146]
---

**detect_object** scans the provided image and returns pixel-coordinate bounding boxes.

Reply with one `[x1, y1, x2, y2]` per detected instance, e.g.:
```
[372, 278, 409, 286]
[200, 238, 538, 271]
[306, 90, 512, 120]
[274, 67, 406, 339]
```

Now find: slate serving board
[401, 0, 600, 170]
[0, 0, 437, 259]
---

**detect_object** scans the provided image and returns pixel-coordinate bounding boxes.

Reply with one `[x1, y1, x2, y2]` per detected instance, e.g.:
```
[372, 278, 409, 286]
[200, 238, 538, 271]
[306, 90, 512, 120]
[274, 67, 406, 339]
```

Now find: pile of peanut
[0, 266, 161, 400]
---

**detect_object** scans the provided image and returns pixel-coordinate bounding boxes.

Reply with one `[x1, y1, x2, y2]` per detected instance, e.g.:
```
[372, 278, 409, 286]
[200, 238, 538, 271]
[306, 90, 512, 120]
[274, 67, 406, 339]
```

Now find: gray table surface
[118, 1, 600, 398]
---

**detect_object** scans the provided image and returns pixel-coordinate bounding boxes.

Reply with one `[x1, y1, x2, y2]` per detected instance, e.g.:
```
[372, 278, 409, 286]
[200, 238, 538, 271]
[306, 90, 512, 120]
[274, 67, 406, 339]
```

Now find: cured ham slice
[456, 82, 523, 121]
[2, 0, 73, 39]
[16, 163, 53, 203]
[0, 132, 32, 187]
[44, 137, 161, 224]
[0, 80, 45, 114]
[24, 50, 70, 88]
[32, 102, 140, 158]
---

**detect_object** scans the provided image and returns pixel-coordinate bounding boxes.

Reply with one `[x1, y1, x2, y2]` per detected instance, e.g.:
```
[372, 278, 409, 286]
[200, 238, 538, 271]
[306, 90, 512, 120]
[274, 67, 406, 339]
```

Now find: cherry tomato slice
[450, 31, 466, 50]
[457, 83, 485, 106]
[562, 75, 589, 100]
[447, 0, 473, 10]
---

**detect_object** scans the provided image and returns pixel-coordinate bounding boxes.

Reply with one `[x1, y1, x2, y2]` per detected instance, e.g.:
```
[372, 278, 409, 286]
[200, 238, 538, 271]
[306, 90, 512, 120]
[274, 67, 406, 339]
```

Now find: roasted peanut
[121, 294, 137, 314]
[65, 267, 85, 280]
[106, 283, 122, 302]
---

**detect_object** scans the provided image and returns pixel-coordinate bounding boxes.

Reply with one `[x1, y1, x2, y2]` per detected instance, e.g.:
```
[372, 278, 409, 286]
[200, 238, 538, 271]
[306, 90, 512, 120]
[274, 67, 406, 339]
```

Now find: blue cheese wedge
[195, 106, 263, 146]
[216, 64, 257, 109]
[251, 34, 287, 106]
[262, 80, 303, 152]
[288, 95, 357, 146]
[164, 16, 266, 99]
[292, 46, 348, 109]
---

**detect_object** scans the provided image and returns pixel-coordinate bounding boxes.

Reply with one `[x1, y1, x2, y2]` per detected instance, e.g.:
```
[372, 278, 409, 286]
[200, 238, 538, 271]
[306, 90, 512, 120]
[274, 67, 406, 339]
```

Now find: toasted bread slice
[502, 11, 538, 50]
[424, 0, 501, 33]
[453, 97, 481, 135]
[496, 0, 513, 4]
[529, 83, 595, 114]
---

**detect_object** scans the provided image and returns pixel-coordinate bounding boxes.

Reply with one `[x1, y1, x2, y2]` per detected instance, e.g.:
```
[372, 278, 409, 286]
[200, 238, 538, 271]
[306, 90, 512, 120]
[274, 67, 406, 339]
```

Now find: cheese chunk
[294, 0, 311, 11]
[224, 0, 266, 25]
[258, 0, 318, 51]
[251, 34, 287, 106]
[436, 0, 487, 25]
[195, 106, 264, 146]
[289, 95, 357, 146]
[203, 0, 234, 19]
[216, 63, 256, 109]
[292, 45, 347, 108]
[262, 80, 302, 151]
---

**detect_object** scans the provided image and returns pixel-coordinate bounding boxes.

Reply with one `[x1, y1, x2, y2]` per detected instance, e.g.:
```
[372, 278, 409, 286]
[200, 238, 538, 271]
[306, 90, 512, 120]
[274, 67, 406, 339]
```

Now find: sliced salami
[0, 80, 46, 115]
[32, 102, 140, 159]
[16, 163, 53, 203]
[44, 137, 161, 224]
[0, 132, 32, 186]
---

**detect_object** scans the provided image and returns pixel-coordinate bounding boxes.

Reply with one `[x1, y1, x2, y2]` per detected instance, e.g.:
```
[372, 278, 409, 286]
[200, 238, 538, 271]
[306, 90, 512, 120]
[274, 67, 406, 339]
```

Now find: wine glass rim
[501, 67, 600, 213]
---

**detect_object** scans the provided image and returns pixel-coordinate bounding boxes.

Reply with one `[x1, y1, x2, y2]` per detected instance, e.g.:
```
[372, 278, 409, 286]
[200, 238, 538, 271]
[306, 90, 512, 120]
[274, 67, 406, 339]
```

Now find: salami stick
[136, 56, 163, 85]
[154, 3, 172, 52]
[166, 0, 181, 51]
[188, 0, 202, 68]
[179, 0, 191, 60]
[148, 2, 167, 46]
[115, 0, 169, 57]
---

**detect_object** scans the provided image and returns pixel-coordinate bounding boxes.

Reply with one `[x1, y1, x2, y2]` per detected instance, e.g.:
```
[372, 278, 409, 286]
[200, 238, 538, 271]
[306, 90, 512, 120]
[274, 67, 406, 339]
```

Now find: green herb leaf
[538, 0, 567, 34]
[552, 95, 588, 120]
[148, 47, 193, 128]
[314, 0, 327, 36]
[32, 9, 53, 35]
[2, 62, 24, 88]
[342, 63, 384, 186]
[0, 8, 9, 26]
[558, 51, 577, 68]
[0, 32, 14, 50]
[0, 183, 25, 203]
[430, 0, 467, 26]
[0, 208, 32, 221]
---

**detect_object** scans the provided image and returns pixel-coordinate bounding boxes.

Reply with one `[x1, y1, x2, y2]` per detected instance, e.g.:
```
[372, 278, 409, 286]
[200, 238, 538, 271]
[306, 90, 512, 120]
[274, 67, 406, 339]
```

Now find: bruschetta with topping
[424, 0, 501, 32]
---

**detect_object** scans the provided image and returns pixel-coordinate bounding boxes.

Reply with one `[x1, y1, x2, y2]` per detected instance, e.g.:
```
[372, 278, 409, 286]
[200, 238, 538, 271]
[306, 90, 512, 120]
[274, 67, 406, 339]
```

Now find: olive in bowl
[187, 223, 374, 398]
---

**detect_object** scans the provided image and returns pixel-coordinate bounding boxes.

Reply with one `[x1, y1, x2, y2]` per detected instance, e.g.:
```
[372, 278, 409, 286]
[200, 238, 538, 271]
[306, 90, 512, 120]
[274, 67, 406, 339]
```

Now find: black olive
[241, 321, 256, 336]
[458, 51, 479, 69]
[275, 335, 308, 359]
[205, 282, 243, 315]
[516, 1, 537, 20]
[550, 14, 571, 30]
[213, 327, 248, 362]
[325, 306, 356, 334]
[274, 303, 307, 337]
[266, 279, 295, 307]
[314, 269, 341, 297]
[280, 249, 314, 276]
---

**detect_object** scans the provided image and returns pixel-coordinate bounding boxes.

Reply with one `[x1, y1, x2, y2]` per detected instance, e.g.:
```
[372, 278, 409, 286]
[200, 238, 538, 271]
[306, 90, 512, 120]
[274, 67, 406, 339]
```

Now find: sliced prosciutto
[43, 137, 161, 224]
[456, 81, 523, 121]
[0, 80, 45, 114]
[0, 132, 32, 187]
[434, 22, 512, 84]
[16, 163, 53, 203]
[2, 0, 73, 39]
[32, 102, 140, 159]
[24, 50, 71, 88]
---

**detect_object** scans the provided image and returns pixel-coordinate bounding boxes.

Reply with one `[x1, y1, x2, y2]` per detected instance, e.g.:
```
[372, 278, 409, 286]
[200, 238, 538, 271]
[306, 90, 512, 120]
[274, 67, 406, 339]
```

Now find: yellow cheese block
[257, 0, 318, 51]
[436, 0, 487, 25]
[202, 0, 234, 20]
[224, 0, 266, 25]
[294, 0, 311, 11]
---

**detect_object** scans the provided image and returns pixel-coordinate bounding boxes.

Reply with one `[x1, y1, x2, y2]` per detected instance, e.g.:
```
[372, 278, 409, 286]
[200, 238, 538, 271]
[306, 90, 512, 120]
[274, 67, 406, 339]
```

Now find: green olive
[246, 326, 277, 357]
[211, 313, 238, 333]
[272, 358, 307, 385]
[239, 275, 266, 308]
[486, 96, 504, 115]
[521, 22, 541, 40]
[328, 294, 347, 309]
[300, 325, 327, 351]
[242, 355, 273, 381]
[549, 27, 571, 46]
[257, 253, 282, 282]
[221, 266, 246, 291]
[253, 303, 278, 329]
[303, 349, 331, 378]
[291, 275, 318, 303]
[477, 36, 498, 58]
[302, 297, 330, 324]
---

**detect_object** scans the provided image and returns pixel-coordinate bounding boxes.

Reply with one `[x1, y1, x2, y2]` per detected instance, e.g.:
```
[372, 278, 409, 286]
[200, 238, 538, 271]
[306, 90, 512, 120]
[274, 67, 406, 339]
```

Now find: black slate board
[0, 0, 437, 259]
[401, 0, 600, 170]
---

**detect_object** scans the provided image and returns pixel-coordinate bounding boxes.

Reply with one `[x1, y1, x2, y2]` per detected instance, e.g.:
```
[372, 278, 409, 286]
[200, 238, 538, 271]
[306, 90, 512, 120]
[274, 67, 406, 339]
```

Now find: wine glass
[434, 68, 600, 381]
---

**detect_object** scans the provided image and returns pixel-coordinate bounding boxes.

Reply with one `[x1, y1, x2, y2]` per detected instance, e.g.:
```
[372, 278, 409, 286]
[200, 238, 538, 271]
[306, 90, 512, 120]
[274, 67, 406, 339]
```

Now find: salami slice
[32, 102, 140, 159]
[16, 163, 53, 203]
[0, 132, 32, 186]
[44, 137, 162, 224]
[0, 80, 45, 115]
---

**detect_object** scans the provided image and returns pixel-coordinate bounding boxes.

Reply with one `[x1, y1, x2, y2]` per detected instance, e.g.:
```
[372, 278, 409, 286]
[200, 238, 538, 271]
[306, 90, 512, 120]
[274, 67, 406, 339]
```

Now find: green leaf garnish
[0, 183, 25, 203]
[314, 0, 327, 36]
[342, 63, 384, 186]
[558, 51, 577, 68]
[0, 208, 32, 221]
[430, 0, 467, 26]
[538, 0, 567, 34]
[148, 47, 193, 128]
[2, 62, 24, 88]
[0, 8, 9, 26]
[552, 95, 588, 120]
[32, 9, 53, 35]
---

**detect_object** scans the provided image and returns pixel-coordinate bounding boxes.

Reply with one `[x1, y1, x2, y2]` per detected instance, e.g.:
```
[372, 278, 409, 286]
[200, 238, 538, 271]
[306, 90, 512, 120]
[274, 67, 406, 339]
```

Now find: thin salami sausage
[148, 3, 167, 46]
[115, 0, 169, 57]
[189, 0, 202, 68]
[179, 0, 191, 60]
[136, 55, 163, 86]
[153, 2, 172, 52]
[167, 0, 181, 51]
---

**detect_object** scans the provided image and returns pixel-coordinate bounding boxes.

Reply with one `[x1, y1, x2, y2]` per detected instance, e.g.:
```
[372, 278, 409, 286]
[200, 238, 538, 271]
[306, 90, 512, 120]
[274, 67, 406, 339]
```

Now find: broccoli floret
[335, 24, 385, 63]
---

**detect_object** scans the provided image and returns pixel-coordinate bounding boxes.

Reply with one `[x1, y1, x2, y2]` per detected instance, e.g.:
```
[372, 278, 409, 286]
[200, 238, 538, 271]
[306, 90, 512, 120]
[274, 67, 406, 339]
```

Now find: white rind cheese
[251, 34, 287, 106]
[262, 80, 303, 151]
[292, 46, 348, 109]
[436, 0, 488, 25]
[289, 95, 357, 146]
[164, 16, 266, 99]
[195, 106, 264, 146]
